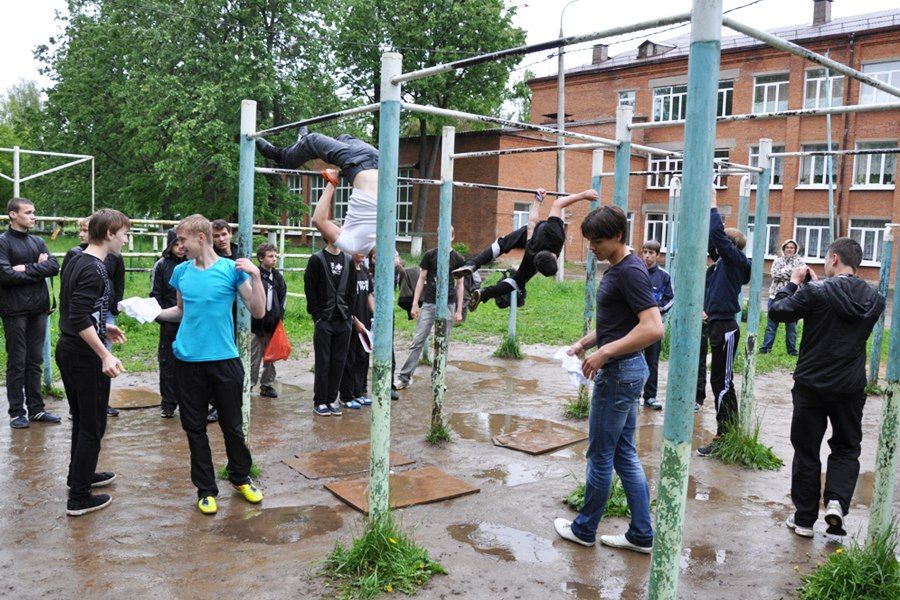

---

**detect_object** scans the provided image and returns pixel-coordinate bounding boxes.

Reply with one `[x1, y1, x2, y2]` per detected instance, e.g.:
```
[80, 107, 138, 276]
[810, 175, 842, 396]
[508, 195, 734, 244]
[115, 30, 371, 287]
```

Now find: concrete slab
[492, 424, 588, 455]
[284, 443, 414, 480]
[325, 466, 479, 514]
[108, 387, 160, 410]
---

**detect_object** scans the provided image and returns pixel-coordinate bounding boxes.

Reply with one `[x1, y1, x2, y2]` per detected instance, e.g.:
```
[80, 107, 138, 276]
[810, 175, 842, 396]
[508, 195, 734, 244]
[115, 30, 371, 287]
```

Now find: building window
[644, 213, 671, 251]
[794, 217, 832, 260]
[753, 73, 789, 114]
[713, 148, 730, 188]
[396, 168, 413, 236]
[853, 141, 897, 188]
[647, 155, 683, 189]
[652, 85, 687, 122]
[849, 219, 888, 265]
[860, 60, 900, 106]
[747, 216, 780, 259]
[310, 168, 414, 236]
[513, 203, 530, 230]
[618, 90, 636, 108]
[748, 145, 785, 187]
[798, 143, 837, 186]
[717, 81, 734, 117]
[804, 69, 844, 109]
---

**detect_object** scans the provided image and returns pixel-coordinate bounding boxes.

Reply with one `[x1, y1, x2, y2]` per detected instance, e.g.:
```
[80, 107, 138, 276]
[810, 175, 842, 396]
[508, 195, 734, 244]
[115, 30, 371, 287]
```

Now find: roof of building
[533, 8, 900, 82]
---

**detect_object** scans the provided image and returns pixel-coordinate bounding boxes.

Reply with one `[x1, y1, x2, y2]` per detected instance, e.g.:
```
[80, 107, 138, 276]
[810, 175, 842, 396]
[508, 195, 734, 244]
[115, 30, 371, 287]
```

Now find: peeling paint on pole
[868, 229, 893, 386]
[238, 99, 256, 440]
[578, 151, 603, 405]
[613, 105, 632, 212]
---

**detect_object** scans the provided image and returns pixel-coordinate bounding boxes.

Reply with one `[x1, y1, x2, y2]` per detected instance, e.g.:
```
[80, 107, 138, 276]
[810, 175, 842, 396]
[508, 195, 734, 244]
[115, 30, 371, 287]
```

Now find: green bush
[798, 528, 900, 600]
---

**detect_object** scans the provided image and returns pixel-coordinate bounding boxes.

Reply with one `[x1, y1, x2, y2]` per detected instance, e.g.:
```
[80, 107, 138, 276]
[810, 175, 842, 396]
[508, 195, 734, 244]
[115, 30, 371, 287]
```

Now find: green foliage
[320, 513, 446, 599]
[217, 462, 261, 481]
[798, 528, 900, 600]
[564, 394, 589, 420]
[451, 241, 469, 256]
[425, 420, 451, 445]
[712, 422, 784, 471]
[493, 336, 522, 359]
[563, 475, 630, 518]
[41, 382, 66, 400]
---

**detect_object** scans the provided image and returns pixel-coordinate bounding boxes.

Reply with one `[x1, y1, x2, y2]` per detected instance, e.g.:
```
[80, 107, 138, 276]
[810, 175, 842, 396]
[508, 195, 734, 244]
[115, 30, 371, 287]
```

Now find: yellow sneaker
[233, 482, 263, 504]
[198, 496, 217, 515]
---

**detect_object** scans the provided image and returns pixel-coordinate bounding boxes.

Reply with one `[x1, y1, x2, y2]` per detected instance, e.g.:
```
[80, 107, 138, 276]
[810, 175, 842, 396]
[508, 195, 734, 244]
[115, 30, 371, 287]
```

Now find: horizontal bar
[630, 142, 682, 158]
[723, 17, 900, 100]
[286, 291, 307, 298]
[0, 147, 94, 159]
[398, 177, 569, 197]
[18, 157, 92, 183]
[401, 102, 620, 147]
[0, 172, 13, 182]
[452, 143, 606, 160]
[714, 159, 764, 174]
[0, 215, 316, 233]
[256, 167, 320, 176]
[393, 12, 692, 84]
[770, 148, 900, 158]
[251, 103, 380, 139]
[598, 169, 748, 178]
[630, 102, 900, 130]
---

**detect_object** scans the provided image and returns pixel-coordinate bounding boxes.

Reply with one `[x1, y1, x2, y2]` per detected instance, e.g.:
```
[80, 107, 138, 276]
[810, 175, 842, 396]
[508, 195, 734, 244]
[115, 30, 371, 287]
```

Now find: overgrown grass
[319, 513, 446, 599]
[711, 422, 784, 471]
[798, 528, 900, 600]
[564, 393, 589, 419]
[216, 463, 262, 480]
[425, 420, 451, 445]
[563, 474, 631, 518]
[493, 336, 523, 359]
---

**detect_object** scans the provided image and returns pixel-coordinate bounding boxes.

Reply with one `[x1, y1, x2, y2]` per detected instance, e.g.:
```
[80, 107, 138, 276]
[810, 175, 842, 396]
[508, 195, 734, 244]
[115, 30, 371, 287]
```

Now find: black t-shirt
[420, 248, 465, 304]
[352, 266, 373, 325]
[514, 216, 566, 288]
[58, 252, 110, 355]
[324, 250, 346, 289]
[595, 252, 657, 349]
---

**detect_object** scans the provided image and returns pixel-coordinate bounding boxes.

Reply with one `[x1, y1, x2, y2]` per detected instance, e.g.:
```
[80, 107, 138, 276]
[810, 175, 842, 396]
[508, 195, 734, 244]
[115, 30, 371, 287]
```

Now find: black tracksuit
[150, 234, 186, 412]
[304, 249, 357, 408]
[769, 275, 884, 527]
[0, 227, 59, 419]
[340, 264, 373, 401]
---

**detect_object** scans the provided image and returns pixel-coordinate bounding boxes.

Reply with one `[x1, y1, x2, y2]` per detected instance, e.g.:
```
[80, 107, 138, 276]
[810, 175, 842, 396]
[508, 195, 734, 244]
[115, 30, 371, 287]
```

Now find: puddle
[635, 424, 663, 455]
[214, 505, 343, 545]
[449, 412, 584, 444]
[852, 471, 874, 507]
[551, 441, 588, 459]
[478, 377, 540, 395]
[561, 581, 601, 599]
[682, 544, 728, 570]
[108, 387, 160, 410]
[310, 409, 371, 443]
[272, 382, 303, 396]
[447, 523, 560, 564]
[472, 463, 545, 487]
[448, 360, 505, 374]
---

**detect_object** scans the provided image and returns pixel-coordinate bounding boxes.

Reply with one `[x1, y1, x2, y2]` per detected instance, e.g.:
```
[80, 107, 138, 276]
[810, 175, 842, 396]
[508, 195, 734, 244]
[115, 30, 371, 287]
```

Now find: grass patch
[217, 463, 262, 480]
[866, 382, 884, 396]
[564, 393, 589, 419]
[425, 420, 451, 445]
[493, 336, 523, 359]
[711, 422, 784, 471]
[563, 474, 631, 518]
[320, 513, 446, 599]
[41, 382, 65, 399]
[798, 527, 900, 600]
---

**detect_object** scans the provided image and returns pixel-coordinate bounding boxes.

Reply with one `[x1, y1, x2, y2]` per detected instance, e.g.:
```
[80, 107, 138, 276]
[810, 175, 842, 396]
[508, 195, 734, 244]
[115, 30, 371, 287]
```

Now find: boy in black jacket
[769, 238, 884, 538]
[150, 229, 187, 418]
[340, 253, 375, 408]
[698, 189, 751, 457]
[304, 243, 357, 416]
[250, 243, 287, 399]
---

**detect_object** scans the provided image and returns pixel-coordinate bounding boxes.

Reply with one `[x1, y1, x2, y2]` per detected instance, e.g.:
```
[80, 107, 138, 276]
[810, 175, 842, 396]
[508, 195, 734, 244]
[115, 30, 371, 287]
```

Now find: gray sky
[1, 0, 897, 93]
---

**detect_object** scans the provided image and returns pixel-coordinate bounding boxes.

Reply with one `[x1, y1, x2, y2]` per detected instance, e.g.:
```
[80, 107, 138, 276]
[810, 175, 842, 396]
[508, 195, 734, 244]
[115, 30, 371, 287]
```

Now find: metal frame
[0, 146, 96, 212]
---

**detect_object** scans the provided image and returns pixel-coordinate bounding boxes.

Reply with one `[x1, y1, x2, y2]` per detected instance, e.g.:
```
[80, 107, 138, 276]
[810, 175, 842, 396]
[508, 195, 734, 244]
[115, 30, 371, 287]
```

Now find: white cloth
[554, 346, 591, 389]
[118, 296, 162, 324]
[334, 188, 377, 255]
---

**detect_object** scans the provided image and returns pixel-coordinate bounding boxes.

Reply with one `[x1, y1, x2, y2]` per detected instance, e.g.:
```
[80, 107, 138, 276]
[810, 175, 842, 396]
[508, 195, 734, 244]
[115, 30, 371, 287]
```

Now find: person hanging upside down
[457, 188, 599, 310]
[256, 128, 378, 255]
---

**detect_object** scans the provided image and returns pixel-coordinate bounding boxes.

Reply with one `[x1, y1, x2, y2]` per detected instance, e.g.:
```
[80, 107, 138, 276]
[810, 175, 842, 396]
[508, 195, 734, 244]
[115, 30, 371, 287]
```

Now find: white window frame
[748, 144, 785, 189]
[746, 216, 781, 259]
[646, 155, 683, 189]
[851, 141, 897, 189]
[794, 217, 832, 263]
[652, 84, 687, 122]
[860, 60, 900, 106]
[644, 212, 671, 252]
[717, 81, 734, 117]
[803, 68, 844, 109]
[713, 148, 730, 189]
[512, 202, 530, 230]
[797, 143, 837, 189]
[849, 219, 888, 266]
[753, 73, 790, 114]
[285, 175, 304, 227]
[618, 90, 636, 108]
[310, 167, 414, 238]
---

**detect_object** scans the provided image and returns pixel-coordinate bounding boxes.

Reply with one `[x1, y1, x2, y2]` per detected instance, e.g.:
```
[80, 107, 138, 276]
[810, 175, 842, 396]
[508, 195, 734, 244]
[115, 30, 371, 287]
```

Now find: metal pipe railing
[251, 103, 381, 139]
[770, 148, 900, 158]
[398, 176, 569, 197]
[451, 143, 606, 160]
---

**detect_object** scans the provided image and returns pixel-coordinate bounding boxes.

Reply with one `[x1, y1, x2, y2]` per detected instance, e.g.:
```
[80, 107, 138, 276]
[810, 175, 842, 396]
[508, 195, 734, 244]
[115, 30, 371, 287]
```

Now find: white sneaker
[824, 500, 846, 536]
[394, 379, 410, 390]
[553, 518, 594, 547]
[786, 515, 814, 538]
[599, 533, 652, 554]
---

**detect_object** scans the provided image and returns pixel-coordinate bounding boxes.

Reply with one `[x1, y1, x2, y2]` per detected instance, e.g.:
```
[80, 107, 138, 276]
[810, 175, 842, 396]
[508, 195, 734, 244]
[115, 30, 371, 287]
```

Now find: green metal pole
[739, 140, 772, 435]
[649, 2, 723, 598]
[431, 126, 455, 436]
[868, 227, 893, 386]
[667, 176, 682, 286]
[238, 99, 256, 440]
[613, 105, 632, 212]
[868, 236, 900, 544]
[577, 150, 603, 405]
[735, 175, 751, 324]
[824, 55, 836, 240]
[369, 53, 402, 520]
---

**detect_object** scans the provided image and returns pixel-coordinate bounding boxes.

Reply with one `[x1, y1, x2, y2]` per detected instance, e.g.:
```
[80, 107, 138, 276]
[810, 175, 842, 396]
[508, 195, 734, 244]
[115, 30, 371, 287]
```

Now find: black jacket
[769, 275, 885, 393]
[149, 234, 186, 310]
[62, 244, 125, 314]
[251, 268, 287, 335]
[304, 250, 357, 322]
[0, 228, 59, 317]
[704, 209, 751, 321]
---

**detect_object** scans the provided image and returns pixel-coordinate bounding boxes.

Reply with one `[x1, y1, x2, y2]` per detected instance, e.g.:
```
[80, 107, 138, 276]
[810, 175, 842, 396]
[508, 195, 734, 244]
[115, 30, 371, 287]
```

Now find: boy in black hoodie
[769, 238, 884, 538]
[150, 229, 187, 417]
[250, 243, 287, 398]
[697, 189, 751, 457]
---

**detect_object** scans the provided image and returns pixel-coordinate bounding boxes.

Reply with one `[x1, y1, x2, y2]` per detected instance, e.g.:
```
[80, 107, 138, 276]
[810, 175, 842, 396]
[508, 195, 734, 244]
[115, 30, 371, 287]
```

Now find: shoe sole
[786, 519, 814, 538]
[92, 474, 116, 488]
[824, 513, 846, 536]
[10, 422, 29, 429]
[67, 496, 112, 517]
[314, 411, 331, 417]
[600, 538, 652, 554]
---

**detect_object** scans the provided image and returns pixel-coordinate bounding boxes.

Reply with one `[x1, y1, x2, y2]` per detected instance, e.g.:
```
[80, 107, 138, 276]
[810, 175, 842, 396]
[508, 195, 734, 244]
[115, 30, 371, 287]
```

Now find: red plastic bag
[263, 321, 292, 362]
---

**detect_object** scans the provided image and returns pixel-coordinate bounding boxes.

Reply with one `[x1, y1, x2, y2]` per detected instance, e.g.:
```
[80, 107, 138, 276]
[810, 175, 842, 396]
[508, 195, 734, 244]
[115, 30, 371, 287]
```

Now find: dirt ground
[1, 342, 898, 600]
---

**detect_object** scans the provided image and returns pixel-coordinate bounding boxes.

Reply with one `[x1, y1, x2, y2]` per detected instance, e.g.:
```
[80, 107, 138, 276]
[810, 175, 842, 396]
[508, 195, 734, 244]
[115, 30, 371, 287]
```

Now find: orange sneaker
[321, 169, 339, 187]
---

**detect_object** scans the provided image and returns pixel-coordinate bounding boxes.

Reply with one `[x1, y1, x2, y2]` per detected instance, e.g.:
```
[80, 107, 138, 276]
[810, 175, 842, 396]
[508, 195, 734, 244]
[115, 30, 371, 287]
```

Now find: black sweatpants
[280, 133, 378, 182]
[57, 347, 110, 501]
[340, 333, 369, 401]
[643, 339, 662, 400]
[158, 323, 179, 412]
[790, 384, 865, 527]
[175, 357, 252, 498]
[709, 319, 740, 436]
[472, 227, 530, 303]
[313, 318, 352, 407]
[697, 320, 709, 404]
[4, 314, 47, 418]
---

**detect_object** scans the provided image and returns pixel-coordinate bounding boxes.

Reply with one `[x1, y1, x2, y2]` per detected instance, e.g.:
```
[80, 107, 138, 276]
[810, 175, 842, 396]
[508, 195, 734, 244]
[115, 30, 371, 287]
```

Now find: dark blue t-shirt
[595, 252, 657, 348]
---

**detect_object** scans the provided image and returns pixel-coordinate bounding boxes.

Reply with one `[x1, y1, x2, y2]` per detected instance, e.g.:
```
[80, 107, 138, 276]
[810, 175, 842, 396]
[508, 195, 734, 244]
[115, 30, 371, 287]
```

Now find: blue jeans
[571, 353, 653, 546]
[762, 298, 797, 353]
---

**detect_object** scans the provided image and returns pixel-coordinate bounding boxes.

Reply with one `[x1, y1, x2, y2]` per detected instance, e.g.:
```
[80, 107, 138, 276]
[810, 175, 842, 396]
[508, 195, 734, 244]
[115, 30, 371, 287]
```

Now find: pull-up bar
[392, 13, 692, 85]
[769, 147, 900, 158]
[398, 176, 569, 197]
[451, 143, 607, 160]
[251, 103, 381, 139]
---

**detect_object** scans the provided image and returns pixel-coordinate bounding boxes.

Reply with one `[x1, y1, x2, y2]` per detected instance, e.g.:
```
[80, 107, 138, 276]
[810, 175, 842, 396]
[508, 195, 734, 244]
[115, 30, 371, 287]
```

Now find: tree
[331, 0, 526, 235]
[0, 80, 48, 201]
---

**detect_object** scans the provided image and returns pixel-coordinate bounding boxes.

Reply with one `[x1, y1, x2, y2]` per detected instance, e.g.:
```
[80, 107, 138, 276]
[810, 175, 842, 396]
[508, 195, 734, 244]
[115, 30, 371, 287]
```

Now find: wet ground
[1, 343, 898, 599]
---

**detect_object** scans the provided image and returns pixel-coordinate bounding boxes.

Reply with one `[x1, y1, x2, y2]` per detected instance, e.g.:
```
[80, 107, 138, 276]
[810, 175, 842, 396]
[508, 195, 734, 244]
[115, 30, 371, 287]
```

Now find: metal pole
[251, 103, 381, 139]
[578, 150, 604, 406]
[507, 289, 518, 343]
[868, 237, 900, 544]
[237, 100, 256, 440]
[735, 175, 751, 323]
[613, 105, 633, 212]
[739, 140, 772, 435]
[278, 229, 285, 271]
[42, 312, 52, 390]
[91, 159, 95, 213]
[370, 52, 403, 520]
[667, 176, 682, 285]
[868, 227, 893, 386]
[13, 146, 20, 196]
[824, 56, 836, 240]
[451, 142, 607, 160]
[770, 148, 900, 158]
[431, 126, 455, 438]
[649, 3, 723, 598]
